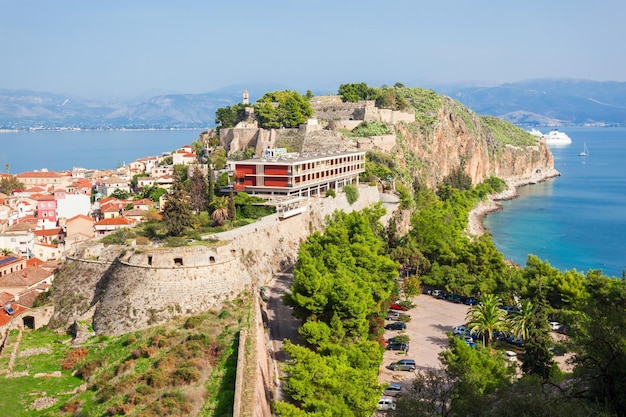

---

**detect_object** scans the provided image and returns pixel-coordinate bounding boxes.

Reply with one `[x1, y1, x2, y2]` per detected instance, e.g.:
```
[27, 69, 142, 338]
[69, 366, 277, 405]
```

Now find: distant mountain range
[1, 79, 625, 130]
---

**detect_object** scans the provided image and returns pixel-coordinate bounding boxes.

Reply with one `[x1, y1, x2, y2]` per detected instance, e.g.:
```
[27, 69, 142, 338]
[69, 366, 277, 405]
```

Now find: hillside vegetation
[1, 296, 252, 416]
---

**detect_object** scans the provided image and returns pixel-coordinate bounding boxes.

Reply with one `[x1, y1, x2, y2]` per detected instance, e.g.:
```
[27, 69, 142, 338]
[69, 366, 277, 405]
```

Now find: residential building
[94, 217, 136, 236]
[0, 223, 35, 258]
[0, 265, 54, 295]
[65, 214, 95, 245]
[0, 254, 26, 276]
[16, 170, 71, 189]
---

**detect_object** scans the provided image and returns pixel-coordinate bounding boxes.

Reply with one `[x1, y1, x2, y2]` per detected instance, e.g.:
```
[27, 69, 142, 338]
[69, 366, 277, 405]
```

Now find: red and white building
[228, 150, 366, 198]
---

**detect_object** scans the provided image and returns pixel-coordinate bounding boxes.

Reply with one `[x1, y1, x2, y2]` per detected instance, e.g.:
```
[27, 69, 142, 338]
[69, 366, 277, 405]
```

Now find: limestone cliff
[392, 94, 558, 188]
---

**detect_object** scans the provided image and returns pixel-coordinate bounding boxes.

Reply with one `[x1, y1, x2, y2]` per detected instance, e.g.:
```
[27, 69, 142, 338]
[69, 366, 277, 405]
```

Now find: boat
[528, 128, 544, 137]
[579, 142, 589, 156]
[543, 129, 572, 145]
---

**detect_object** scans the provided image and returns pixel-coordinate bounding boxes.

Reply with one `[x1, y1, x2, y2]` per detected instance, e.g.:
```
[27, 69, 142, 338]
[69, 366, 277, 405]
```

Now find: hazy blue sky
[2, 0, 625, 100]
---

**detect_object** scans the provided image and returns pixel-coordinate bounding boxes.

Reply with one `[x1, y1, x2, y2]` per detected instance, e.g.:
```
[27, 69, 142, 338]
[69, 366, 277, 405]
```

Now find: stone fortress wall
[62, 185, 384, 337]
[219, 96, 414, 156]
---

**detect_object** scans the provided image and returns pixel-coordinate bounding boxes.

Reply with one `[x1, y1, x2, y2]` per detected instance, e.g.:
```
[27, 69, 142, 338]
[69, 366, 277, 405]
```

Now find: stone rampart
[59, 185, 383, 337]
[357, 135, 397, 152]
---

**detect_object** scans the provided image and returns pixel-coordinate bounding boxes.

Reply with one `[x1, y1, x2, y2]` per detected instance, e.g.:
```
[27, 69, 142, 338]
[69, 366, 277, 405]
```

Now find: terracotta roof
[17, 171, 65, 178]
[0, 266, 53, 288]
[34, 228, 63, 237]
[0, 303, 29, 327]
[123, 208, 147, 217]
[26, 257, 45, 268]
[25, 186, 47, 193]
[5, 222, 34, 233]
[95, 217, 135, 226]
[14, 288, 41, 308]
[67, 214, 94, 223]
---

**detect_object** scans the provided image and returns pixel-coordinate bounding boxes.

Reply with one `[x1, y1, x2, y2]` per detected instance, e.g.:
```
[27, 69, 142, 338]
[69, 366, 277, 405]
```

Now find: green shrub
[326, 189, 336, 198]
[343, 184, 359, 205]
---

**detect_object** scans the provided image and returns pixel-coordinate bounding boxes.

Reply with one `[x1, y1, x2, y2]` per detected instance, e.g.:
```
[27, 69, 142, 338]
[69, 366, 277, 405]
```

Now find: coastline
[468, 168, 561, 237]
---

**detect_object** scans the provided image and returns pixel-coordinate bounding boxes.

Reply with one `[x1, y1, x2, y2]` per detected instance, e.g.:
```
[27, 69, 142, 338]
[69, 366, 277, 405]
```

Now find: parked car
[390, 303, 411, 311]
[464, 338, 477, 348]
[549, 321, 561, 330]
[386, 311, 401, 320]
[382, 383, 402, 397]
[453, 325, 467, 335]
[377, 397, 397, 411]
[431, 289, 442, 298]
[387, 359, 416, 371]
[464, 297, 477, 306]
[503, 351, 518, 362]
[556, 325, 568, 334]
[385, 322, 407, 331]
[387, 342, 409, 352]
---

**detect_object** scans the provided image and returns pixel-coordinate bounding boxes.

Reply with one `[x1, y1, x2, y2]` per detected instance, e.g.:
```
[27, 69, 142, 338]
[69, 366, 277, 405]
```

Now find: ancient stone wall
[356, 134, 397, 152]
[55, 186, 382, 337]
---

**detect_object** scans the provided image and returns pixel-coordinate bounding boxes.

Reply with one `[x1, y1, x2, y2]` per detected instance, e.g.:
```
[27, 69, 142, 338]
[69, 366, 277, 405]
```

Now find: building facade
[228, 150, 366, 198]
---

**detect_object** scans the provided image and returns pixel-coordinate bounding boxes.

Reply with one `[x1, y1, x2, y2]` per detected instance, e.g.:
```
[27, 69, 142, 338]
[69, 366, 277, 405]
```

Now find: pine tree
[162, 174, 193, 236]
[189, 165, 207, 214]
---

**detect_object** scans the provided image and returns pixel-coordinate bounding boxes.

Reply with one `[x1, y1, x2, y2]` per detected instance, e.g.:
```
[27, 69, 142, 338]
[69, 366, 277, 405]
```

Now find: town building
[228, 150, 366, 198]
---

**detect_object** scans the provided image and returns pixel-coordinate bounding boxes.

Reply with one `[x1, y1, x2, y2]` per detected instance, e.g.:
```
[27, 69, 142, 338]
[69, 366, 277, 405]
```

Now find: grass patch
[1, 296, 253, 416]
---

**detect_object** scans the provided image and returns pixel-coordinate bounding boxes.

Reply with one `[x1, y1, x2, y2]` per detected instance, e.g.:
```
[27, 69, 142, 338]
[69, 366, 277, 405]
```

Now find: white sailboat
[579, 142, 589, 157]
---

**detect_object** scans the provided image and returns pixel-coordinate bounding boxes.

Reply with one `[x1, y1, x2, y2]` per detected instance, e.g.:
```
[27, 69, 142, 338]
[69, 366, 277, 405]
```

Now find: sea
[0, 129, 205, 173]
[1, 127, 624, 278]
[483, 127, 626, 278]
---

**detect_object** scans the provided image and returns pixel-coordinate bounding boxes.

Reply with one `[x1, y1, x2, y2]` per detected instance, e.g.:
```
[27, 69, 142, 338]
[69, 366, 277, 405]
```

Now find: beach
[468, 168, 560, 237]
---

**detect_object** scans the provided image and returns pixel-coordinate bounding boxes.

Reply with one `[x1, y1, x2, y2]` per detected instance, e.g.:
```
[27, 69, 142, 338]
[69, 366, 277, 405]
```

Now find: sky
[2, 0, 625, 101]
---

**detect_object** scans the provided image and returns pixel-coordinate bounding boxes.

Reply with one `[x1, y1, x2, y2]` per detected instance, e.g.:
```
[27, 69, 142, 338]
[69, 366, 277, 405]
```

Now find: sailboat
[579, 142, 588, 157]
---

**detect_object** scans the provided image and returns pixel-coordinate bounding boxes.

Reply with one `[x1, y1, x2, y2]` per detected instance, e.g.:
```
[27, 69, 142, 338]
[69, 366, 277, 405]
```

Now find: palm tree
[210, 196, 229, 226]
[466, 294, 508, 347]
[508, 299, 534, 342]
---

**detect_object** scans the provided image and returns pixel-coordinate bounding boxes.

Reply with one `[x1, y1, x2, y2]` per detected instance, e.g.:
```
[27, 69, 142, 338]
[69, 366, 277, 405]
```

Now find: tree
[111, 188, 130, 200]
[343, 184, 359, 205]
[567, 273, 626, 415]
[214, 103, 246, 131]
[508, 299, 534, 342]
[189, 165, 207, 214]
[161, 176, 193, 236]
[210, 196, 229, 226]
[440, 336, 512, 416]
[227, 191, 236, 223]
[0, 176, 24, 194]
[338, 83, 376, 102]
[466, 294, 508, 346]
[253, 90, 313, 129]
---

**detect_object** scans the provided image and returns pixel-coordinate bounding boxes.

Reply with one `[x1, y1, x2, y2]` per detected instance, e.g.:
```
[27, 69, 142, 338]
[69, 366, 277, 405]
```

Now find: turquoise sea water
[0, 129, 204, 173]
[483, 127, 626, 278]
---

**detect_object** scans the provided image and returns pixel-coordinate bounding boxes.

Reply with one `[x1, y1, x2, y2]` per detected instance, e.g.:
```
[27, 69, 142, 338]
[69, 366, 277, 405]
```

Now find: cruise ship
[528, 128, 572, 145]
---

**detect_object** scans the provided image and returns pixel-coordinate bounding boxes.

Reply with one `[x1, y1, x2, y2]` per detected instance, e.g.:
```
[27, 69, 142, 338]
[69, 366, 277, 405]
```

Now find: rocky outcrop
[394, 96, 558, 188]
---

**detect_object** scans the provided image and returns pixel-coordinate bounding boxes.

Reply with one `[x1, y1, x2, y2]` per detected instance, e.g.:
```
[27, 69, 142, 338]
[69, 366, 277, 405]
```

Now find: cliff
[393, 94, 558, 188]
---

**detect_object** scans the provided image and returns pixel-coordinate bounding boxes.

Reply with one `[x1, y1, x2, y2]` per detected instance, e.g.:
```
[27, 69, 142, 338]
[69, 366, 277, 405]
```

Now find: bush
[61, 347, 89, 370]
[326, 189, 336, 198]
[343, 184, 359, 205]
[185, 316, 204, 329]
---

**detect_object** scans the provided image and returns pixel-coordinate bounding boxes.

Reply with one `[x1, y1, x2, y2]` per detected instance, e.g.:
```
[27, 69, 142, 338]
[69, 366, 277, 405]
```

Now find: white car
[503, 350, 518, 362]
[377, 397, 397, 411]
[549, 321, 561, 331]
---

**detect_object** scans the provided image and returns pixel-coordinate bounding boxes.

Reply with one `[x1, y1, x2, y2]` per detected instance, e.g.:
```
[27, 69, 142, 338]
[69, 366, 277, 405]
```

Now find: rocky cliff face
[393, 95, 557, 189]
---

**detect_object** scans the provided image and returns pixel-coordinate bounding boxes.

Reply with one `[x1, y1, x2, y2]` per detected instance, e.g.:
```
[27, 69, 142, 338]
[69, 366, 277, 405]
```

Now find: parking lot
[379, 294, 469, 386]
[378, 293, 573, 391]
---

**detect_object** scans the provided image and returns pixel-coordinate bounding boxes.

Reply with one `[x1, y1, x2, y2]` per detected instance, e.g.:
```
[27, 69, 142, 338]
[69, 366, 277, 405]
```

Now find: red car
[389, 303, 410, 311]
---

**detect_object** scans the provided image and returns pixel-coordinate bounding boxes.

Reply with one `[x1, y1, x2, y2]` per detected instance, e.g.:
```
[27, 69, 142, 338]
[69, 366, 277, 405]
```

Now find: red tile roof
[0, 266, 54, 288]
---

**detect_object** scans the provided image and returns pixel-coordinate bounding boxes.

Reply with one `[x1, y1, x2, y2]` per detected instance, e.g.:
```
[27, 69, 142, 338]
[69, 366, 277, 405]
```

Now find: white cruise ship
[528, 128, 572, 145]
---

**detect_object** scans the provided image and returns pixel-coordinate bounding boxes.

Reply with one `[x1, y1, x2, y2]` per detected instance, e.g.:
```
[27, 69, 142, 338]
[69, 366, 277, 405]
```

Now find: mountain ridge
[2, 78, 625, 130]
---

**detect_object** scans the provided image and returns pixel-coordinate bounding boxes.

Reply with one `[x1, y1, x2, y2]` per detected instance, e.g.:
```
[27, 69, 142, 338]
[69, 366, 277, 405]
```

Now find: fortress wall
[85, 185, 382, 336]
[221, 127, 261, 154]
[357, 135, 397, 152]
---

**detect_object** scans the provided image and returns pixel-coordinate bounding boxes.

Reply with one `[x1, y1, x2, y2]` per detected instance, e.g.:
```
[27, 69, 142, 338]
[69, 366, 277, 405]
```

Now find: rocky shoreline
[468, 168, 561, 237]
